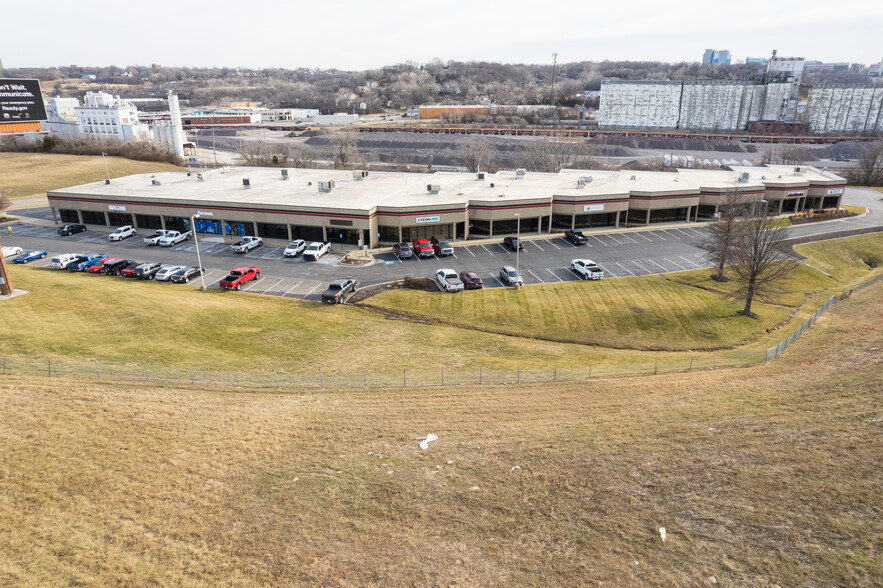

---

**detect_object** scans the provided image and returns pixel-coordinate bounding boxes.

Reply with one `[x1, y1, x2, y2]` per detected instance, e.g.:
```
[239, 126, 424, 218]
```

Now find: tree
[518, 139, 605, 173]
[728, 209, 797, 318]
[700, 190, 751, 281]
[759, 145, 815, 166]
[845, 144, 883, 187]
[0, 190, 10, 217]
[457, 137, 493, 172]
[332, 128, 361, 169]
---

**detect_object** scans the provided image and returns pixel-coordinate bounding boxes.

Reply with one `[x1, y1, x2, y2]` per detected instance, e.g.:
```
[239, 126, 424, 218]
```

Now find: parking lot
[6, 214, 713, 301]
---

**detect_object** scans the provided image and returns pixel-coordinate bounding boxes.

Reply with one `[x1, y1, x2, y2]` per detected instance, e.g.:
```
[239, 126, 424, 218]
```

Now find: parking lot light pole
[190, 214, 207, 292]
[514, 213, 520, 290]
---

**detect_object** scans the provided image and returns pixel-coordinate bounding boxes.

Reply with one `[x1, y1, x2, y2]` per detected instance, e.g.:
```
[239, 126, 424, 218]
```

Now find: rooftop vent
[426, 184, 441, 194]
[738, 172, 750, 183]
[761, 175, 766, 180]
[490, 182, 495, 188]
[242, 178, 251, 189]
[104, 179, 110, 185]
[630, 175, 637, 181]
[353, 170, 368, 180]
[318, 180, 335, 193]
[477, 172, 486, 180]
[197, 173, 205, 182]
[515, 168, 526, 179]
[151, 179, 162, 186]
[577, 176, 593, 188]
[281, 169, 289, 180]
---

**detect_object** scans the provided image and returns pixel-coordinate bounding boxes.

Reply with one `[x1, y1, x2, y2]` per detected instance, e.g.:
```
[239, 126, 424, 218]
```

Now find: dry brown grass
[0, 286, 880, 586]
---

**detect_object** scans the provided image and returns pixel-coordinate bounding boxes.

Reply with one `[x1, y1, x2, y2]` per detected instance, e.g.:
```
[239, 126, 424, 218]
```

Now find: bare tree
[759, 145, 816, 166]
[728, 210, 797, 318]
[845, 144, 883, 186]
[0, 191, 10, 217]
[332, 128, 361, 169]
[237, 141, 289, 167]
[457, 137, 493, 172]
[700, 190, 751, 281]
[518, 139, 605, 173]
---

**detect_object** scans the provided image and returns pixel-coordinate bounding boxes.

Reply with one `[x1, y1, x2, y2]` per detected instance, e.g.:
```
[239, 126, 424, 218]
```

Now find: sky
[3, 0, 882, 70]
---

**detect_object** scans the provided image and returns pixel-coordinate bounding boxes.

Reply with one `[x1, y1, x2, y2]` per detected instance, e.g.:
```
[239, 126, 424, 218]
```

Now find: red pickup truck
[219, 266, 261, 290]
[411, 238, 434, 258]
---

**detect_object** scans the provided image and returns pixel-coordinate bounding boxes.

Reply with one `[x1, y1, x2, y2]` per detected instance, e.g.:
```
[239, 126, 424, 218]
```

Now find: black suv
[503, 236, 524, 251]
[101, 258, 135, 275]
[57, 223, 87, 236]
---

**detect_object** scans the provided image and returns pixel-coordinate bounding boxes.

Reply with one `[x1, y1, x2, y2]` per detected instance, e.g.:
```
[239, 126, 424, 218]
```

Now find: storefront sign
[826, 188, 843, 195]
[786, 191, 804, 197]
[108, 205, 126, 212]
[416, 216, 440, 223]
[583, 204, 604, 212]
[196, 211, 214, 217]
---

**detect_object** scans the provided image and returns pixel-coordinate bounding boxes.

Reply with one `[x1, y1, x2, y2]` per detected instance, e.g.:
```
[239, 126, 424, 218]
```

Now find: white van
[50, 253, 81, 269]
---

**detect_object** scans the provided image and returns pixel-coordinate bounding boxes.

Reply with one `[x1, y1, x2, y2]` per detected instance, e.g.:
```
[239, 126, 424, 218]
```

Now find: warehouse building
[45, 165, 845, 248]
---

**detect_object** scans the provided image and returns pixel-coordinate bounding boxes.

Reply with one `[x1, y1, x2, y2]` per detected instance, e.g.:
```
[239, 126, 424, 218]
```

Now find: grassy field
[0, 280, 880, 586]
[0, 153, 183, 201]
[361, 233, 882, 350]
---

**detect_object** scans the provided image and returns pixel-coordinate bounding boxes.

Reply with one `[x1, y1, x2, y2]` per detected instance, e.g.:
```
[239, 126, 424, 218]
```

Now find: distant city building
[702, 49, 731, 65]
[745, 57, 769, 65]
[42, 96, 81, 139]
[75, 91, 151, 141]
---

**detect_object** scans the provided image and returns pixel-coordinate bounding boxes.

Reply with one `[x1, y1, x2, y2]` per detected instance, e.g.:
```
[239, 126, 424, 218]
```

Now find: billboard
[0, 79, 47, 122]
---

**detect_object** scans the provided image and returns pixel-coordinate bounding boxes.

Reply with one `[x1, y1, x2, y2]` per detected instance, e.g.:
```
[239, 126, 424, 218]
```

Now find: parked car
[564, 230, 588, 245]
[119, 261, 144, 278]
[392, 242, 413, 259]
[86, 257, 121, 274]
[170, 266, 205, 284]
[12, 249, 48, 264]
[154, 264, 187, 281]
[570, 259, 605, 280]
[430, 236, 454, 256]
[411, 238, 434, 257]
[321, 278, 358, 303]
[219, 267, 261, 290]
[101, 258, 136, 276]
[159, 231, 192, 247]
[133, 262, 163, 280]
[57, 223, 86, 236]
[459, 271, 483, 290]
[436, 269, 464, 292]
[503, 236, 524, 251]
[49, 252, 80, 269]
[68, 253, 108, 271]
[231, 236, 262, 253]
[143, 230, 173, 246]
[3, 246, 24, 258]
[108, 225, 136, 241]
[499, 265, 523, 286]
[283, 239, 307, 257]
[303, 241, 331, 261]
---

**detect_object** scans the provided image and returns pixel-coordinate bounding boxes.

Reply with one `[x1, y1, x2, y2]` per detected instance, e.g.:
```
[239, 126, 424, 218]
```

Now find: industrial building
[805, 85, 883, 134]
[45, 165, 845, 249]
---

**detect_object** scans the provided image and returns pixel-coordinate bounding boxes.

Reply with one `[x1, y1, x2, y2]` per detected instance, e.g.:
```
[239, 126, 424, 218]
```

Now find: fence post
[363, 369, 367, 389]
[403, 369, 406, 387]
[479, 367, 482, 385]
[95, 359, 101, 381]
[765, 349, 769, 365]
[740, 352, 743, 367]
[48, 358, 51, 378]
[3, 356, 5, 375]
[654, 360, 657, 375]
[441, 367, 444, 386]
[319, 368, 324, 389]
[588, 363, 592, 379]
[235, 369, 239, 388]
[689, 356, 693, 371]
[145, 363, 149, 382]
[190, 365, 194, 385]
[273, 369, 279, 389]
[517, 366, 520, 384]
[713, 355, 716, 370]
[554, 365, 557, 382]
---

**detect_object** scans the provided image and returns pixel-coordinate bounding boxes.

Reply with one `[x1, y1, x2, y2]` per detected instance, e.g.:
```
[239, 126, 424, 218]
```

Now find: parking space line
[650, 232, 666, 241]
[619, 233, 639, 244]
[664, 257, 687, 270]
[480, 244, 494, 256]
[646, 259, 669, 273]
[591, 236, 609, 246]
[283, 280, 303, 296]
[606, 234, 624, 245]
[544, 268, 563, 282]
[674, 228, 695, 239]
[489, 274, 506, 287]
[201, 270, 218, 282]
[262, 278, 285, 294]
[527, 269, 545, 283]
[663, 230, 680, 240]
[561, 239, 579, 248]
[462, 247, 476, 257]
[634, 232, 653, 242]
[684, 227, 706, 237]
[614, 262, 634, 276]
[544, 239, 562, 250]
[530, 240, 545, 251]
[568, 268, 585, 280]
[300, 283, 322, 299]
[497, 243, 512, 254]
[631, 260, 653, 274]
[679, 256, 701, 268]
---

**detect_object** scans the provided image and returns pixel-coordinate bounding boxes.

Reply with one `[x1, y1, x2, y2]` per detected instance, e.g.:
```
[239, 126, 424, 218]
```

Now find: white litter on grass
[471, 486, 480, 491]
[659, 527, 666, 542]
[511, 465, 521, 471]
[368, 452, 373, 455]
[292, 477, 299, 483]
[708, 427, 716, 432]
[446, 460, 453, 465]
[419, 434, 438, 450]
[376, 454, 382, 459]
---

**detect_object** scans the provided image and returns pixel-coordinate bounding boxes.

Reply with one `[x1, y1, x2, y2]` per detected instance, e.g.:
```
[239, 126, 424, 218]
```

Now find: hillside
[0, 281, 880, 586]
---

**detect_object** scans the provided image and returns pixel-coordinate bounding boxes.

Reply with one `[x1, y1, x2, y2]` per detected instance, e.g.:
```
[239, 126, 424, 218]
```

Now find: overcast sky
[4, 0, 881, 70]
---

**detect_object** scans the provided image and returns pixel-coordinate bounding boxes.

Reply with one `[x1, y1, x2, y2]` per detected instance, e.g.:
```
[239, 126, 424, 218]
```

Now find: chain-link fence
[3, 276, 880, 390]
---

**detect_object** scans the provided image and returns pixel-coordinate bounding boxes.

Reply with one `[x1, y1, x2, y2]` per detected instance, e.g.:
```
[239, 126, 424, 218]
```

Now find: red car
[86, 257, 120, 274]
[219, 266, 261, 290]
[459, 271, 484, 289]
[119, 261, 144, 278]
[411, 238, 434, 257]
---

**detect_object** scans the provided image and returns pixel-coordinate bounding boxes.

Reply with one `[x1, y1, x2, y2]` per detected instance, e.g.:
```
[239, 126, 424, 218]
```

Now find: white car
[108, 225, 136, 241]
[2, 246, 23, 258]
[49, 253, 81, 269]
[570, 259, 605, 280]
[436, 269, 464, 292]
[153, 265, 187, 282]
[303, 241, 330, 261]
[284, 239, 307, 257]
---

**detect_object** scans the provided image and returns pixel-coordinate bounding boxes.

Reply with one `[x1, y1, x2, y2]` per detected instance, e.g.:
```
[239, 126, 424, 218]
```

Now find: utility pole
[550, 52, 559, 107]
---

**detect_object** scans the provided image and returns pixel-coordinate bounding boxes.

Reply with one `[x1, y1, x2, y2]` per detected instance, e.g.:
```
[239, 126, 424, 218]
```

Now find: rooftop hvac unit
[490, 182, 495, 188]
[318, 180, 335, 193]
[197, 173, 205, 181]
[515, 168, 527, 179]
[426, 184, 441, 193]
[577, 176, 593, 188]
[630, 175, 637, 180]
[242, 178, 251, 189]
[281, 169, 289, 180]
[353, 170, 368, 180]
[477, 172, 486, 180]
[738, 172, 750, 183]
[151, 179, 162, 186]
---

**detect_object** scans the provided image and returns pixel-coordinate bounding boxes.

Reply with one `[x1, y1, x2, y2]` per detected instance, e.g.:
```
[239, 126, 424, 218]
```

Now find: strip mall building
[46, 165, 846, 248]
